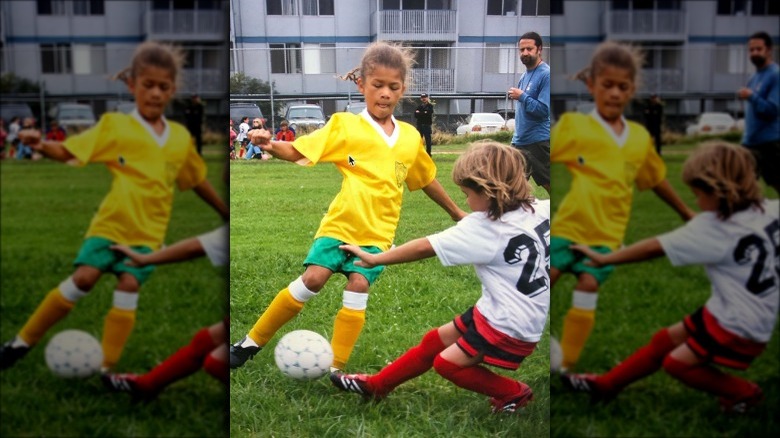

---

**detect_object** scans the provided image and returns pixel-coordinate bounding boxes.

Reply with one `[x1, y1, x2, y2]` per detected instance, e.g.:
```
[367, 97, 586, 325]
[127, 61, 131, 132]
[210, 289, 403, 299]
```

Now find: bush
[435, 129, 514, 145]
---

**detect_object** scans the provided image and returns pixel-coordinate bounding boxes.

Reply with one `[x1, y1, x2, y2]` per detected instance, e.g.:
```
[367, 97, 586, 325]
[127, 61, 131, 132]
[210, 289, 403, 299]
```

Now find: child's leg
[101, 273, 140, 370]
[367, 322, 458, 395]
[560, 273, 599, 370]
[203, 343, 229, 384]
[17, 268, 99, 346]
[432, 345, 525, 404]
[331, 273, 371, 370]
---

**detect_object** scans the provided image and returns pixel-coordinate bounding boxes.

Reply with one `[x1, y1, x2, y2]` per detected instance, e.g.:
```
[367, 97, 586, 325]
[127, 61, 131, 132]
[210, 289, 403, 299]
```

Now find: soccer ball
[44, 329, 103, 378]
[550, 336, 563, 373]
[274, 330, 333, 380]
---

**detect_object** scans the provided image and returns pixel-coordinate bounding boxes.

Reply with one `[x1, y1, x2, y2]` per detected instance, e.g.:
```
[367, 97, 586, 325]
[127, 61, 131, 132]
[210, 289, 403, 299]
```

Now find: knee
[661, 354, 687, 378]
[71, 270, 100, 292]
[345, 275, 370, 292]
[300, 272, 328, 292]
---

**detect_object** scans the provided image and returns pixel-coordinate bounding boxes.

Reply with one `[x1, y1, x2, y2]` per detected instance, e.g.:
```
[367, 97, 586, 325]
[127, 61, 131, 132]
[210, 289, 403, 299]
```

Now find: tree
[0, 73, 41, 94]
[230, 73, 284, 120]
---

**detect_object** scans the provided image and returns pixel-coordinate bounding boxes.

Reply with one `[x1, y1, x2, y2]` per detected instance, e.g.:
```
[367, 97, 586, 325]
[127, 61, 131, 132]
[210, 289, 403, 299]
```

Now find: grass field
[549, 141, 780, 438]
[229, 149, 551, 437]
[0, 145, 229, 437]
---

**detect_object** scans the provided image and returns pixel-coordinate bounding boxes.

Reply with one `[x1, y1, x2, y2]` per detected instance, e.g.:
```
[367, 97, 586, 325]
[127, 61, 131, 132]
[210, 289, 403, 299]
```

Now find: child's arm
[340, 237, 436, 268]
[250, 129, 304, 162]
[18, 129, 78, 164]
[111, 238, 205, 267]
[652, 180, 696, 222]
[422, 179, 468, 221]
[571, 238, 665, 267]
[193, 180, 229, 221]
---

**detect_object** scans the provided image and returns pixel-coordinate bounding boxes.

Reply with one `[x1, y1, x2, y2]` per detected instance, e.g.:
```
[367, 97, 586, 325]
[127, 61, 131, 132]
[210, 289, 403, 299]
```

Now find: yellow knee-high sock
[102, 307, 136, 369]
[331, 307, 366, 370]
[561, 307, 596, 370]
[248, 288, 304, 346]
[19, 288, 76, 346]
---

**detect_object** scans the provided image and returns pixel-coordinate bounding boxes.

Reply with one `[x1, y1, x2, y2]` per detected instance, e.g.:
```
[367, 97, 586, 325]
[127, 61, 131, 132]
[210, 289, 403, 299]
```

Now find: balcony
[606, 10, 686, 41]
[409, 68, 455, 94]
[641, 68, 684, 93]
[371, 10, 456, 42]
[144, 10, 224, 41]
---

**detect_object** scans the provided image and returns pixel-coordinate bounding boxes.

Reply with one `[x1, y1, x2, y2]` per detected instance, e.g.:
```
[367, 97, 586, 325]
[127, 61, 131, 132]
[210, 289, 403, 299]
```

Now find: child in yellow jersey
[230, 41, 466, 372]
[551, 41, 695, 371]
[0, 41, 228, 372]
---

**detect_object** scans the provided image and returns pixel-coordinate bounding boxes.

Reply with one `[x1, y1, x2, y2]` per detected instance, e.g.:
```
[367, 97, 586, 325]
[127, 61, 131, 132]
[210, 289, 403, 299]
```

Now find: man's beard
[521, 54, 538, 68]
[750, 55, 767, 68]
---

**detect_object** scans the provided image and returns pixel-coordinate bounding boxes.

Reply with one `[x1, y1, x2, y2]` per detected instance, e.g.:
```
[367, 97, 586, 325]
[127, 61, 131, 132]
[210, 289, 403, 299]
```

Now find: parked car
[49, 103, 96, 134]
[494, 109, 516, 132]
[0, 103, 34, 123]
[113, 101, 136, 114]
[456, 113, 507, 135]
[285, 104, 326, 132]
[686, 112, 737, 136]
[230, 102, 265, 127]
[344, 101, 367, 114]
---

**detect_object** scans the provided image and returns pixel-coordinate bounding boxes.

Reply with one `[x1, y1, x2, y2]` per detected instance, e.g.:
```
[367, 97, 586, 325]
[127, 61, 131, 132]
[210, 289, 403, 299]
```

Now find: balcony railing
[372, 10, 456, 41]
[145, 10, 224, 39]
[409, 68, 455, 93]
[607, 10, 685, 37]
[641, 68, 684, 93]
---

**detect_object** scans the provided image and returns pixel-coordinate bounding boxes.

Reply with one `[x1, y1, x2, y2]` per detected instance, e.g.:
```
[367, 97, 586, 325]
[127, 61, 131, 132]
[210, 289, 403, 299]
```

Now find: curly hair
[113, 41, 186, 86]
[682, 141, 764, 219]
[337, 41, 416, 87]
[451, 141, 536, 220]
[573, 40, 644, 90]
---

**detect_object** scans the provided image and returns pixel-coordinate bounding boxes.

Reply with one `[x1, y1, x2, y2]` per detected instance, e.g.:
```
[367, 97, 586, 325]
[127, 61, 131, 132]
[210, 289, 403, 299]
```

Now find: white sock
[342, 290, 369, 311]
[240, 336, 260, 348]
[288, 276, 318, 302]
[58, 276, 88, 303]
[113, 290, 139, 311]
[572, 290, 598, 310]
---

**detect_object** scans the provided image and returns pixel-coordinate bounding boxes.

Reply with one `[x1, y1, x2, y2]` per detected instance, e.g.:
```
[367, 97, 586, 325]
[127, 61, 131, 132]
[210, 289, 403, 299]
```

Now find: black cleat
[101, 372, 159, 402]
[229, 336, 262, 369]
[559, 372, 616, 403]
[330, 372, 386, 400]
[490, 382, 534, 414]
[0, 339, 31, 370]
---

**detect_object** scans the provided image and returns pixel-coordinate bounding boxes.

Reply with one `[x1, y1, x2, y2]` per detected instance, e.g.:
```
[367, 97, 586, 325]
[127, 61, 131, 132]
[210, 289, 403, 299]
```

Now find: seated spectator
[45, 121, 67, 142]
[16, 117, 36, 160]
[245, 117, 267, 160]
[275, 120, 295, 142]
[229, 119, 237, 160]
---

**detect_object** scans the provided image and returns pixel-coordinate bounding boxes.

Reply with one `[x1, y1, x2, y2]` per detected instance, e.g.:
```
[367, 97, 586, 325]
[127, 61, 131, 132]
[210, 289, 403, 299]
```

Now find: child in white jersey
[332, 141, 551, 414]
[562, 141, 779, 414]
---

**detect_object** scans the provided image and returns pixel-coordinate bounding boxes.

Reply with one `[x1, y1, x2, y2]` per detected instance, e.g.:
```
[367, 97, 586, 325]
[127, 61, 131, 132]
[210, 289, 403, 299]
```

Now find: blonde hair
[682, 141, 763, 219]
[337, 41, 416, 86]
[452, 141, 535, 220]
[113, 41, 186, 86]
[574, 41, 644, 88]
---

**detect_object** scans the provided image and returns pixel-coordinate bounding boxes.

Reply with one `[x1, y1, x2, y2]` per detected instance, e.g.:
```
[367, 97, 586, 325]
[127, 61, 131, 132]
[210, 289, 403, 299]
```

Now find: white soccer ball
[44, 329, 103, 378]
[274, 330, 334, 380]
[550, 336, 563, 373]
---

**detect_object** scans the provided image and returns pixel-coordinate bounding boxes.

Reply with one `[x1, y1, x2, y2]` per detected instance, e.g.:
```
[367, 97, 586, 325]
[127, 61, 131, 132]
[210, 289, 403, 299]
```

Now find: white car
[686, 112, 737, 136]
[456, 113, 508, 135]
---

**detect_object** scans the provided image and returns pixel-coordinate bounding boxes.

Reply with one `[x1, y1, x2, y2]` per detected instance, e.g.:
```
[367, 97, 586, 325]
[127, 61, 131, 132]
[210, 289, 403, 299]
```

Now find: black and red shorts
[683, 306, 766, 370]
[453, 306, 537, 370]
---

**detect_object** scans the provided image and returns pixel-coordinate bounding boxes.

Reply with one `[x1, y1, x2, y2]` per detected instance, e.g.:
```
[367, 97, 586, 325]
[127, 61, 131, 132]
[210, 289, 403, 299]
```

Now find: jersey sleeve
[657, 213, 729, 266]
[404, 139, 437, 191]
[428, 213, 497, 266]
[292, 114, 347, 165]
[175, 140, 208, 191]
[634, 137, 667, 190]
[196, 224, 228, 266]
[62, 114, 118, 166]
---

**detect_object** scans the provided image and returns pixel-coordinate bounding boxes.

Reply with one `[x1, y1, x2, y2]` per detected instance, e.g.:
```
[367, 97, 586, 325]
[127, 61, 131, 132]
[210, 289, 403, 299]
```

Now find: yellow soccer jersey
[293, 111, 436, 250]
[64, 111, 207, 249]
[551, 111, 666, 249]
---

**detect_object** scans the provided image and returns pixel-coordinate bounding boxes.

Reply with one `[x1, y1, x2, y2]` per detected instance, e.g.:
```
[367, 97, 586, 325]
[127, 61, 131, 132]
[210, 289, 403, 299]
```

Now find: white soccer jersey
[658, 199, 779, 342]
[197, 224, 228, 267]
[237, 122, 249, 141]
[427, 200, 551, 342]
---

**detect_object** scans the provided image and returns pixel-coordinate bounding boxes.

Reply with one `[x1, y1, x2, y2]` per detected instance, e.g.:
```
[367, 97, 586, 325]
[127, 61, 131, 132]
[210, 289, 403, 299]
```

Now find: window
[410, 44, 451, 69]
[72, 44, 106, 74]
[270, 43, 302, 74]
[37, 0, 67, 15]
[302, 43, 336, 74]
[551, 0, 563, 14]
[485, 43, 519, 74]
[301, 0, 334, 15]
[73, 0, 104, 15]
[715, 44, 747, 74]
[521, 0, 549, 15]
[716, 0, 747, 15]
[40, 43, 72, 74]
[382, 0, 401, 9]
[751, 0, 780, 15]
[266, 0, 297, 15]
[487, 0, 517, 15]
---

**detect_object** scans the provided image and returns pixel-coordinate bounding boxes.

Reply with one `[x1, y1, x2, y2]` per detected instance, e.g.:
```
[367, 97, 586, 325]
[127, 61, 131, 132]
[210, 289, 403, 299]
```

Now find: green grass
[549, 141, 780, 438]
[0, 144, 229, 438]
[229, 149, 551, 437]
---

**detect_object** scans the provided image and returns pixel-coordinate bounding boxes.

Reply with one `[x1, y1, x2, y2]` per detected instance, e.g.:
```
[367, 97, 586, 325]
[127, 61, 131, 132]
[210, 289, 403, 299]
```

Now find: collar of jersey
[360, 108, 400, 148]
[589, 108, 628, 148]
[132, 109, 170, 147]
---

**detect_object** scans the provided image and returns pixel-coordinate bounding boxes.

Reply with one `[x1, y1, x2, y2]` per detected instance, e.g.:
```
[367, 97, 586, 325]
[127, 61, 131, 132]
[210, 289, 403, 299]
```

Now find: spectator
[245, 118, 267, 160]
[184, 94, 205, 155]
[46, 121, 67, 142]
[414, 93, 434, 155]
[737, 31, 779, 193]
[229, 119, 237, 160]
[16, 117, 36, 160]
[643, 94, 663, 155]
[0, 118, 7, 159]
[236, 116, 250, 158]
[275, 120, 295, 142]
[7, 116, 20, 159]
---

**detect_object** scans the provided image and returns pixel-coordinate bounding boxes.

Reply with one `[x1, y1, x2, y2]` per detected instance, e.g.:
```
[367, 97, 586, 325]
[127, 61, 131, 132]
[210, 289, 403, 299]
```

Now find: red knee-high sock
[598, 328, 676, 392]
[662, 355, 756, 400]
[202, 354, 228, 384]
[136, 328, 217, 393]
[369, 329, 446, 394]
[432, 355, 523, 400]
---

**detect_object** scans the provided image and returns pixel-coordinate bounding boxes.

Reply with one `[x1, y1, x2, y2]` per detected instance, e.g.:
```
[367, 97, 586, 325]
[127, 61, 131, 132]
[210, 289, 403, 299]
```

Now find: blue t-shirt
[512, 61, 551, 146]
[742, 62, 780, 146]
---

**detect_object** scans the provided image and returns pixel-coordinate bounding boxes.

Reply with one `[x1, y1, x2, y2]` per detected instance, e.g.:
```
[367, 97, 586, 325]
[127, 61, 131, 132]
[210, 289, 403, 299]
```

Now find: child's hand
[110, 244, 148, 267]
[570, 244, 605, 267]
[18, 129, 42, 150]
[249, 129, 271, 146]
[339, 244, 378, 268]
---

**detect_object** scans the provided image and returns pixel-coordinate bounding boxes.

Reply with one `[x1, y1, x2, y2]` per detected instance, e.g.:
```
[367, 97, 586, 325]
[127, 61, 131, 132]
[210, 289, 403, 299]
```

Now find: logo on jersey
[348, 155, 356, 167]
[395, 161, 408, 188]
[577, 155, 585, 166]
[118, 155, 126, 166]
